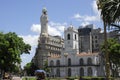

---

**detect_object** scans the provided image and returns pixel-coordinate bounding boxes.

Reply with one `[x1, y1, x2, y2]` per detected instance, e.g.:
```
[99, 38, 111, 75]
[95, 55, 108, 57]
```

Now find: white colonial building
[48, 26, 105, 77]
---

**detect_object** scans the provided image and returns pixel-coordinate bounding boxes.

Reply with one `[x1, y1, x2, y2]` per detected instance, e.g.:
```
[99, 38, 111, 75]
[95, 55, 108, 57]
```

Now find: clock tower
[64, 25, 79, 54]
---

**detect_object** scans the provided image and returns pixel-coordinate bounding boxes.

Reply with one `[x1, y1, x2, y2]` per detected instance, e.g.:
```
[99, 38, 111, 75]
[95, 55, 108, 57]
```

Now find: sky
[0, 0, 103, 68]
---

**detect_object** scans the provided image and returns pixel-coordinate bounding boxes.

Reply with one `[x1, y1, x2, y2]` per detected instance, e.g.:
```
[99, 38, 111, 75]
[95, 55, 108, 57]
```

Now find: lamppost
[64, 53, 68, 77]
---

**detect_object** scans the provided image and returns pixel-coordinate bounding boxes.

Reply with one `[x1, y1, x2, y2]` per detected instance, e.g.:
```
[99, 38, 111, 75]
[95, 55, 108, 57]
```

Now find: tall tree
[101, 38, 120, 77]
[97, 0, 120, 79]
[0, 32, 31, 74]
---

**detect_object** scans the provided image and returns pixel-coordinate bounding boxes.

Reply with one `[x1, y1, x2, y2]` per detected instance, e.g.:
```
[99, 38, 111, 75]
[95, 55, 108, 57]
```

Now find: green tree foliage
[43, 60, 50, 73]
[0, 32, 31, 73]
[24, 62, 39, 76]
[101, 38, 120, 77]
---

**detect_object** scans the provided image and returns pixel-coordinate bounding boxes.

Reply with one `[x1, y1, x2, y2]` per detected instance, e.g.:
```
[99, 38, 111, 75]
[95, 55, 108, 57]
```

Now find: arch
[87, 58, 92, 65]
[56, 60, 60, 66]
[80, 68, 84, 76]
[68, 68, 71, 77]
[79, 58, 84, 65]
[68, 58, 71, 66]
[56, 68, 60, 77]
[67, 34, 70, 40]
[50, 60, 54, 66]
[87, 67, 92, 76]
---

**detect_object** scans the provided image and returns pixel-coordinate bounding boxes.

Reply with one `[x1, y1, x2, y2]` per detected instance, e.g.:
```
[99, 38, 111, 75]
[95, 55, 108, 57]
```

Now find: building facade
[48, 26, 105, 77]
[33, 8, 120, 77]
[78, 25, 104, 53]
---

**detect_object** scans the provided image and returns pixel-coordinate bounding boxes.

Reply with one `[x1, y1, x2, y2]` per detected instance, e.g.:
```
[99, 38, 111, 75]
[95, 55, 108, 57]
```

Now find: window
[68, 58, 71, 66]
[56, 60, 60, 66]
[95, 40, 97, 43]
[92, 40, 94, 44]
[79, 58, 84, 65]
[87, 58, 92, 65]
[67, 34, 70, 40]
[92, 45, 94, 48]
[80, 68, 84, 76]
[95, 44, 99, 48]
[75, 34, 76, 40]
[56, 68, 60, 77]
[41, 39, 45, 43]
[95, 36, 97, 39]
[68, 68, 71, 77]
[87, 67, 92, 76]
[50, 60, 54, 66]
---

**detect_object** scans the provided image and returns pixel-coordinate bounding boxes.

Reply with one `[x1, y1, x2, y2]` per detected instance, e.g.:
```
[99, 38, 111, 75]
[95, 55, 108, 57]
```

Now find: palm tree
[97, 0, 120, 79]
[97, 0, 120, 27]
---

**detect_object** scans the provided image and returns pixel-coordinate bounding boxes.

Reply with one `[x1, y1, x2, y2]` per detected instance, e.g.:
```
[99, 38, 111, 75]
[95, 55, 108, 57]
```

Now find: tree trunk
[104, 22, 110, 80]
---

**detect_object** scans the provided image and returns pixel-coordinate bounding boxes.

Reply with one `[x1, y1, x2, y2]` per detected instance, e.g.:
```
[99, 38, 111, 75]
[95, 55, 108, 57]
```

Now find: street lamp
[64, 53, 68, 77]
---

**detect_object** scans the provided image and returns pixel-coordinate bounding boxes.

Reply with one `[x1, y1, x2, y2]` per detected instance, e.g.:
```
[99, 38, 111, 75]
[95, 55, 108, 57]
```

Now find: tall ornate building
[33, 8, 64, 69]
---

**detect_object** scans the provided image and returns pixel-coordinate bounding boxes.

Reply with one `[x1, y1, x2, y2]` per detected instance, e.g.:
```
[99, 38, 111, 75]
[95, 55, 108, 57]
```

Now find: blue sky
[0, 0, 103, 68]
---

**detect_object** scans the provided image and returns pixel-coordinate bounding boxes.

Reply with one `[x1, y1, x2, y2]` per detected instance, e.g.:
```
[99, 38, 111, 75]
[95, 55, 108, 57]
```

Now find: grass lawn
[22, 77, 66, 80]
[22, 76, 116, 80]
[22, 77, 36, 80]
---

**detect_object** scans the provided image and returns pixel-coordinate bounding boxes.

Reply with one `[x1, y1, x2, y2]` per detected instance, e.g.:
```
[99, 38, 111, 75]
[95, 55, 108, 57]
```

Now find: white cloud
[58, 26, 65, 32]
[31, 24, 41, 34]
[48, 25, 61, 36]
[73, 13, 99, 22]
[72, 0, 101, 26]
[73, 13, 82, 19]
[49, 22, 67, 36]
[49, 21, 67, 28]
[92, 0, 100, 16]
[84, 15, 98, 21]
[19, 35, 39, 47]
[81, 22, 90, 26]
[49, 21, 67, 36]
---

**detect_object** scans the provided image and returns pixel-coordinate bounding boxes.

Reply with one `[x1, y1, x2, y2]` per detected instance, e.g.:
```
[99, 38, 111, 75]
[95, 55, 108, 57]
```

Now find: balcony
[48, 63, 100, 68]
